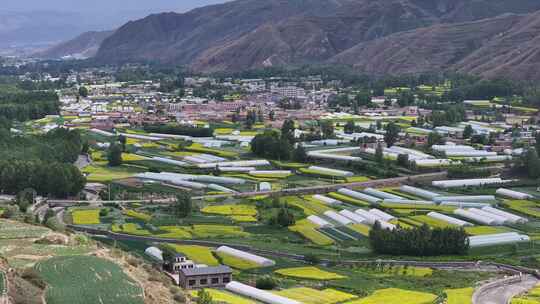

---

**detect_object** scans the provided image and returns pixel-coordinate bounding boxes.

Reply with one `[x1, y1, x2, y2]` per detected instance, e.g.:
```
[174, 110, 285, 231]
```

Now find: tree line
[0, 91, 59, 121]
[0, 128, 85, 197]
[369, 222, 469, 256]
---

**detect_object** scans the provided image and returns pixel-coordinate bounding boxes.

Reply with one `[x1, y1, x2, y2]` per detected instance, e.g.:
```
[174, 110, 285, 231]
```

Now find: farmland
[275, 267, 346, 280]
[35, 256, 144, 304]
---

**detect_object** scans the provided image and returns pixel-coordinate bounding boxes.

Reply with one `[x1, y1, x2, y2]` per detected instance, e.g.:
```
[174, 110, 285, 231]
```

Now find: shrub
[256, 276, 277, 290]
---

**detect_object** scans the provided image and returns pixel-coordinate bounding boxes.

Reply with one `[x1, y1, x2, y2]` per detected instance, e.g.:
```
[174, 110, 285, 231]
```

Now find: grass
[274, 288, 357, 304]
[71, 209, 100, 225]
[445, 287, 474, 304]
[230, 215, 258, 222]
[249, 172, 293, 179]
[410, 215, 458, 229]
[0, 220, 49, 239]
[289, 219, 335, 246]
[327, 192, 370, 207]
[346, 176, 371, 183]
[502, 200, 540, 218]
[201, 205, 257, 216]
[122, 210, 152, 221]
[121, 153, 147, 161]
[272, 160, 309, 169]
[275, 266, 346, 280]
[344, 288, 437, 304]
[184, 143, 238, 158]
[35, 255, 144, 304]
[81, 164, 144, 182]
[166, 245, 220, 266]
[464, 226, 513, 236]
[299, 168, 348, 178]
[215, 251, 261, 270]
[189, 289, 255, 304]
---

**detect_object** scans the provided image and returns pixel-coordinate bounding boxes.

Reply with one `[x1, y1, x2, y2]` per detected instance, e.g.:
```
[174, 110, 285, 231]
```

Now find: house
[178, 266, 233, 289]
[163, 253, 196, 272]
[163, 252, 233, 289]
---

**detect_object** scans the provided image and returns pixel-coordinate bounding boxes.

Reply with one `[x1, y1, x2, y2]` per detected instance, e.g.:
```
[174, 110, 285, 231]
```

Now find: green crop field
[274, 287, 357, 304]
[289, 219, 335, 246]
[215, 251, 261, 270]
[0, 220, 49, 239]
[502, 200, 540, 218]
[35, 256, 144, 304]
[71, 209, 100, 225]
[445, 287, 473, 304]
[344, 288, 437, 304]
[166, 245, 220, 266]
[275, 266, 346, 280]
[189, 289, 256, 304]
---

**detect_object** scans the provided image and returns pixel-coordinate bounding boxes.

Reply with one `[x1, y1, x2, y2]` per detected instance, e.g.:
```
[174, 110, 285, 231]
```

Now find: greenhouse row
[495, 188, 533, 200]
[226, 281, 301, 304]
[432, 178, 511, 188]
[216, 246, 275, 267]
[468, 233, 530, 248]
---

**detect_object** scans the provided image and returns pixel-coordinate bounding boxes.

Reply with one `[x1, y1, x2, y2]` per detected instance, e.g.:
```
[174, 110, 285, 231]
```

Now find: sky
[0, 0, 229, 13]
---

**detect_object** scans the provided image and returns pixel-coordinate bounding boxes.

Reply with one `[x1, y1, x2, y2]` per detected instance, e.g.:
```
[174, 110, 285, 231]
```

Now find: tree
[384, 122, 400, 147]
[118, 135, 127, 152]
[397, 91, 414, 107]
[173, 191, 192, 218]
[196, 289, 214, 304]
[463, 125, 474, 139]
[427, 132, 444, 148]
[375, 143, 384, 164]
[293, 145, 308, 162]
[524, 148, 540, 179]
[107, 143, 123, 167]
[397, 154, 409, 167]
[269, 110, 275, 121]
[536, 132, 540, 156]
[344, 120, 355, 134]
[78, 86, 89, 98]
[320, 121, 334, 139]
[256, 277, 277, 290]
[281, 119, 295, 143]
[384, 97, 392, 107]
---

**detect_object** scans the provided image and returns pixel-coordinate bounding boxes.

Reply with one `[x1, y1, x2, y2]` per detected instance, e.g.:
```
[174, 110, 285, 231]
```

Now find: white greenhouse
[363, 188, 403, 200]
[427, 212, 472, 227]
[216, 246, 275, 267]
[307, 166, 354, 177]
[453, 209, 496, 225]
[399, 185, 440, 200]
[368, 209, 395, 222]
[481, 206, 527, 224]
[339, 210, 367, 224]
[312, 195, 342, 205]
[432, 178, 509, 188]
[433, 195, 496, 203]
[307, 215, 333, 227]
[495, 188, 533, 200]
[468, 233, 530, 248]
[226, 281, 301, 304]
[323, 211, 353, 225]
[467, 208, 507, 225]
[338, 189, 381, 204]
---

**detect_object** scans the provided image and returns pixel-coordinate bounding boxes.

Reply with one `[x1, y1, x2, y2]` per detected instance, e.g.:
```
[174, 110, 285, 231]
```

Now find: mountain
[35, 30, 114, 59]
[94, 0, 540, 79]
[331, 11, 540, 81]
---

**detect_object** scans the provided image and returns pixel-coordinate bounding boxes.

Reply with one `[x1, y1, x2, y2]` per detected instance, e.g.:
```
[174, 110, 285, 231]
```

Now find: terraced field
[344, 288, 437, 304]
[274, 287, 357, 304]
[275, 267, 346, 280]
[35, 256, 144, 304]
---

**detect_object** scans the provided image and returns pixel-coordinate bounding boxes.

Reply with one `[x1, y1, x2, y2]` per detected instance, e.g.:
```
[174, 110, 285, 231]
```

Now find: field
[289, 219, 335, 246]
[445, 287, 474, 304]
[0, 220, 50, 239]
[275, 266, 345, 280]
[71, 209, 101, 225]
[502, 200, 540, 218]
[166, 245, 219, 266]
[122, 209, 152, 221]
[201, 205, 257, 216]
[189, 289, 256, 304]
[215, 251, 261, 270]
[35, 256, 144, 304]
[348, 224, 371, 236]
[410, 215, 457, 229]
[344, 288, 437, 304]
[274, 287, 357, 304]
[290, 196, 332, 215]
[81, 164, 144, 182]
[464, 226, 513, 236]
[112, 224, 249, 239]
[327, 192, 370, 207]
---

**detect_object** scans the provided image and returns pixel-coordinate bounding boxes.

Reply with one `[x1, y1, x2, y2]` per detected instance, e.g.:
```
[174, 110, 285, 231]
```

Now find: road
[474, 275, 539, 304]
[47, 171, 446, 205]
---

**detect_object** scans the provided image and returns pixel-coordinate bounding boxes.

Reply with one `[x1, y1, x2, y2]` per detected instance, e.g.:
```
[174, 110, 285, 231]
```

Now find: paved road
[474, 275, 539, 304]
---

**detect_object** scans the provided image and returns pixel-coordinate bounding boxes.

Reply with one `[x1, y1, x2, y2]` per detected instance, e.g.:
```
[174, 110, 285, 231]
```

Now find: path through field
[474, 275, 539, 304]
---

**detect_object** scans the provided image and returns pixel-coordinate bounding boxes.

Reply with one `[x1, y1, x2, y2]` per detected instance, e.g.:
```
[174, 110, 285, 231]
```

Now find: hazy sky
[1, 0, 229, 13]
